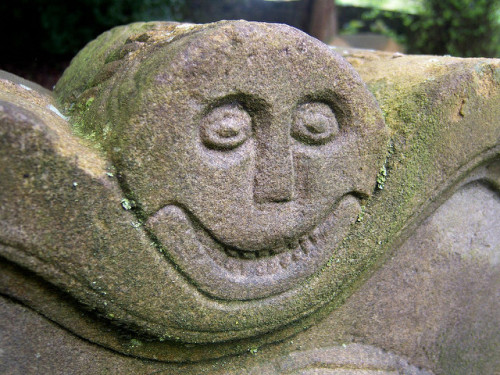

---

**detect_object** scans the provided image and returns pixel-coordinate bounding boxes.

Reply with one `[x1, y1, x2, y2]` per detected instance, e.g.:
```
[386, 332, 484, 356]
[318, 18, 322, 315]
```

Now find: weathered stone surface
[1, 19, 387, 355]
[57, 20, 387, 302]
[1, 21, 499, 374]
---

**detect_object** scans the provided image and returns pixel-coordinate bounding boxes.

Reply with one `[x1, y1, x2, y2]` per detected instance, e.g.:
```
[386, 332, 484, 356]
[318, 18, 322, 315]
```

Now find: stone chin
[146, 193, 361, 300]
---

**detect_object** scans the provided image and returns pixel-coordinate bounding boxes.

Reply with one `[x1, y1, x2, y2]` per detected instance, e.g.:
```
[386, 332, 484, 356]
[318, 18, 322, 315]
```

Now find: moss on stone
[324, 52, 500, 298]
[3, 23, 499, 364]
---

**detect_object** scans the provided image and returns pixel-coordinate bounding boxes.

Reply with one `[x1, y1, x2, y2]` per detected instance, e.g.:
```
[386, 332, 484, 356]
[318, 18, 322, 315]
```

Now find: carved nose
[253, 121, 295, 203]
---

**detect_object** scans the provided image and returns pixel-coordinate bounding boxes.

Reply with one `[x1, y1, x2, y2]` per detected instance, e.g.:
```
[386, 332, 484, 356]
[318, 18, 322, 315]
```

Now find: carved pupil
[292, 102, 338, 145]
[201, 101, 338, 150]
[200, 104, 252, 150]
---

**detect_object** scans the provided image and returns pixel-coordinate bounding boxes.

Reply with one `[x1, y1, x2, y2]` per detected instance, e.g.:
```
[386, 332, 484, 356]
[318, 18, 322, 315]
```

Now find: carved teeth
[256, 264, 266, 276]
[257, 250, 270, 257]
[279, 253, 292, 269]
[286, 239, 299, 249]
[308, 232, 318, 245]
[224, 238, 311, 260]
[226, 249, 239, 257]
[292, 248, 304, 261]
[240, 252, 256, 259]
[225, 247, 272, 259]
[217, 198, 345, 276]
[267, 257, 280, 273]
[271, 245, 288, 255]
[299, 237, 317, 255]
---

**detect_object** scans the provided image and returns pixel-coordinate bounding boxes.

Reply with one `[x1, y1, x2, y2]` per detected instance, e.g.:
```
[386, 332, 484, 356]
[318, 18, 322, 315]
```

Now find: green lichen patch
[376, 165, 387, 190]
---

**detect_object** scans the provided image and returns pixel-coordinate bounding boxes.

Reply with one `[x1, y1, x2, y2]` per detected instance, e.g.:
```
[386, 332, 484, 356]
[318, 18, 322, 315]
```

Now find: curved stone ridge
[147, 195, 361, 300]
[272, 344, 434, 375]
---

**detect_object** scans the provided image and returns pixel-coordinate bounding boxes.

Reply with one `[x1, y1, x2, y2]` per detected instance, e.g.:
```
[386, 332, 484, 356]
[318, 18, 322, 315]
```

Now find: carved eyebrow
[299, 89, 339, 105]
[203, 92, 270, 116]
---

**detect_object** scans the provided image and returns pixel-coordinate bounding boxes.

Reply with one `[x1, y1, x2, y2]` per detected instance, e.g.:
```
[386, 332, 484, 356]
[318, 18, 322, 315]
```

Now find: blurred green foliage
[341, 8, 413, 48]
[1, 0, 185, 62]
[2, 0, 499, 63]
[341, 0, 500, 57]
[337, 0, 423, 14]
[409, 0, 500, 57]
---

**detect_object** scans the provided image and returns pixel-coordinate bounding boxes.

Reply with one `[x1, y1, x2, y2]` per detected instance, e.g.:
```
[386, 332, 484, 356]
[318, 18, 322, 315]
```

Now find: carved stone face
[113, 22, 387, 301]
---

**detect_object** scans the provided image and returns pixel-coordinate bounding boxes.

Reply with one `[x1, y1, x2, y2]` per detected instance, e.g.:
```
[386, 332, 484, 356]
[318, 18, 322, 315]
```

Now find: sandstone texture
[1, 21, 499, 374]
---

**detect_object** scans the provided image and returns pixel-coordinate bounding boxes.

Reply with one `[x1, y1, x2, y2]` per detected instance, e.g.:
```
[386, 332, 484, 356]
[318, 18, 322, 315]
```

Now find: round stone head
[107, 21, 387, 301]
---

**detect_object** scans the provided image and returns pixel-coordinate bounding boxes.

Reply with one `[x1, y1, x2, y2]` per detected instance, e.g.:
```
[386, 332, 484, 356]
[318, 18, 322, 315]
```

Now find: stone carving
[1, 20, 499, 374]
[0, 20, 387, 354]
[82, 20, 387, 302]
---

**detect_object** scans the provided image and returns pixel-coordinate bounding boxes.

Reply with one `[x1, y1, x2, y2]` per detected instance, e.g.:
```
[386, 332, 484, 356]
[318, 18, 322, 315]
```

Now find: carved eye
[292, 102, 339, 145]
[200, 104, 252, 150]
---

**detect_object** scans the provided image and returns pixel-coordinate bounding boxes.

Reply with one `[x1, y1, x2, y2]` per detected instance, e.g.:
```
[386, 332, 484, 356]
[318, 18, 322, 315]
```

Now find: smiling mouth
[223, 237, 307, 259]
[146, 194, 361, 301]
